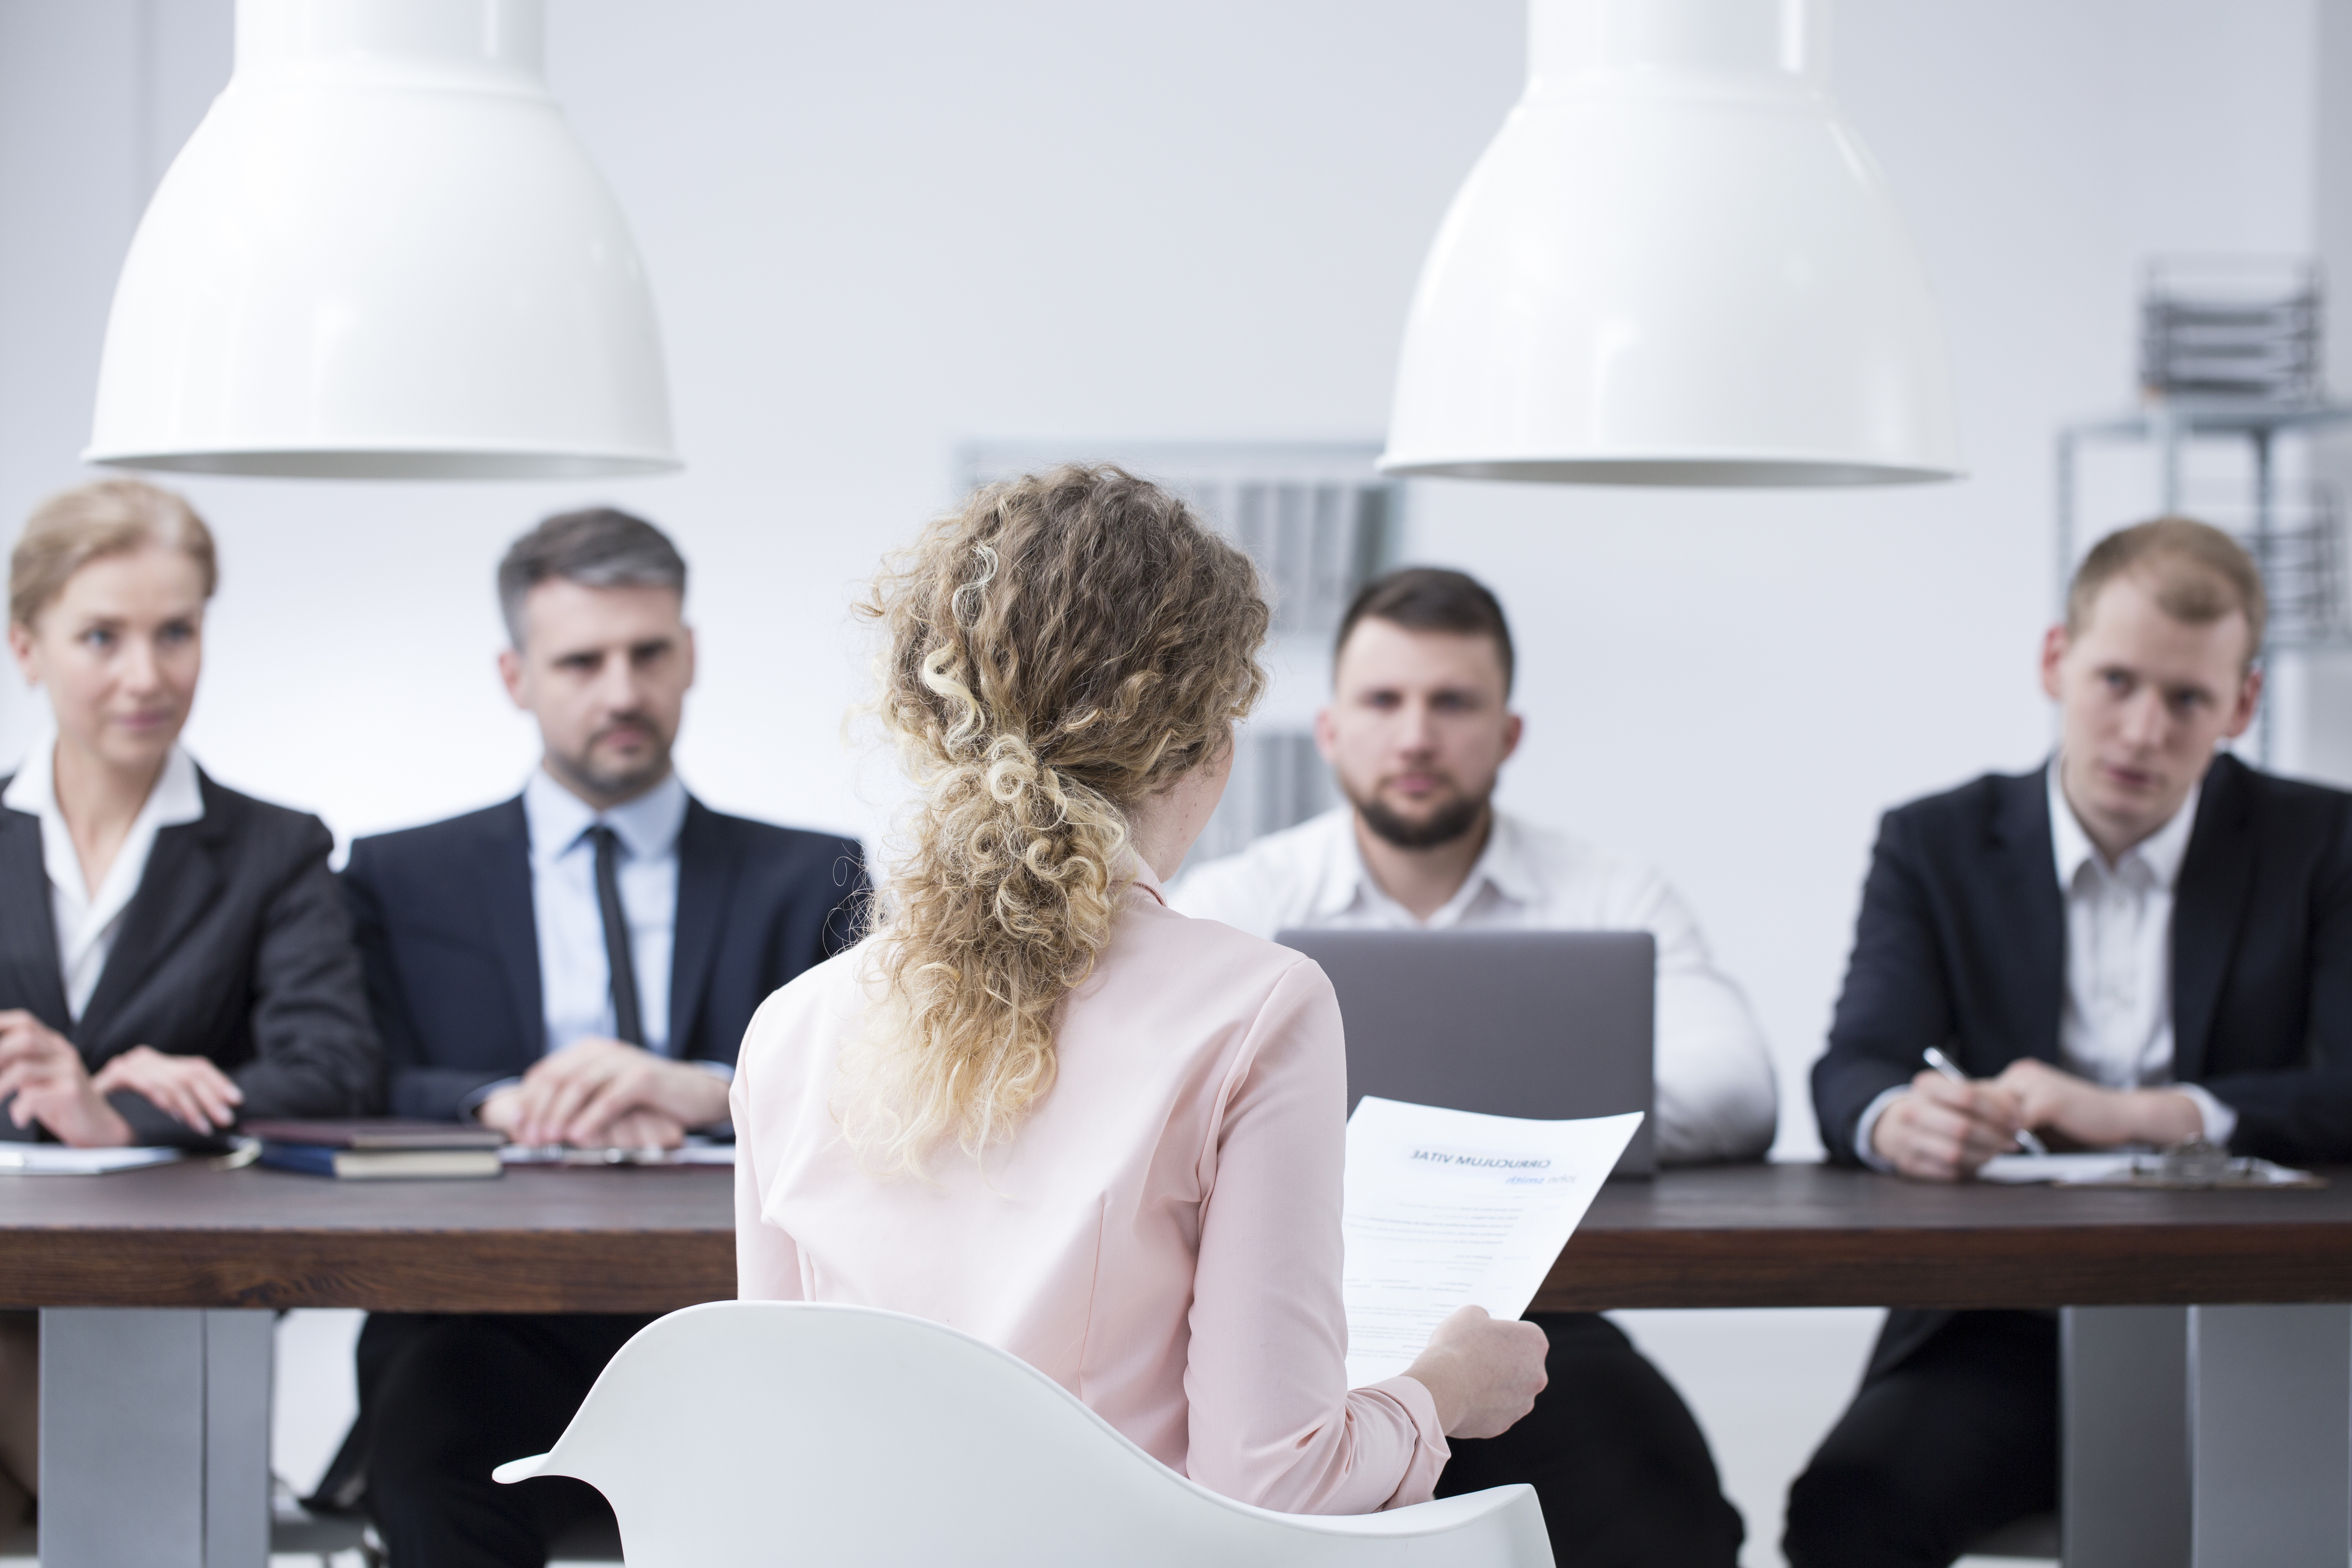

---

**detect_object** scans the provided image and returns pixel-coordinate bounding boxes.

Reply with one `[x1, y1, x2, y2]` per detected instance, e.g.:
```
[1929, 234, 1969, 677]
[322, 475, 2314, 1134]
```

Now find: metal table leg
[38, 1307, 272, 1568]
[2064, 1305, 2191, 1568]
[2064, 1303, 2351, 1568]
[2187, 1304, 2350, 1568]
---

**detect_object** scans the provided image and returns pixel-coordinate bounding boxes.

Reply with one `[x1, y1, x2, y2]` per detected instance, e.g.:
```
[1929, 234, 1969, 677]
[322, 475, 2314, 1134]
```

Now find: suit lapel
[2171, 755, 2255, 1084]
[1989, 768, 2067, 1065]
[77, 794, 225, 1046]
[475, 798, 546, 1065]
[667, 799, 739, 1058]
[0, 801, 71, 1033]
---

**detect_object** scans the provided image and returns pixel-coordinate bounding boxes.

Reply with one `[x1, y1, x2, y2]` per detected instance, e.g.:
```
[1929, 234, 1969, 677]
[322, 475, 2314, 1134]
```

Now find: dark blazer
[343, 792, 866, 1122]
[1814, 753, 2352, 1376]
[0, 770, 380, 1146]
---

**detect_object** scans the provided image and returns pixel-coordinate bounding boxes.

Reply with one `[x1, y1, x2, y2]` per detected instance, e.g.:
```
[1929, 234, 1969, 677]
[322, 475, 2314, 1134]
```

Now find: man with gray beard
[1172, 566, 1771, 1568]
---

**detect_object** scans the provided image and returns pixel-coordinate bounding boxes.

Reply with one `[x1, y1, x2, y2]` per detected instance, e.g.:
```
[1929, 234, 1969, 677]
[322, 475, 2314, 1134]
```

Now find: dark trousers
[354, 1312, 652, 1568]
[1434, 1312, 1743, 1568]
[1783, 1311, 2059, 1568]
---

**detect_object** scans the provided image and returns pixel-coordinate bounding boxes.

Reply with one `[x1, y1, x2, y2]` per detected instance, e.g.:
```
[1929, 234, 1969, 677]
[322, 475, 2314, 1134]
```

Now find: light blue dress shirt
[461, 768, 729, 1119]
[522, 766, 686, 1058]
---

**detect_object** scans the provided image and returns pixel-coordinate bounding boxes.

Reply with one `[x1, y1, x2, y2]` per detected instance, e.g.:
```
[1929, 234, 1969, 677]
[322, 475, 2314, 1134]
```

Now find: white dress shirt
[1853, 760, 2235, 1168]
[2, 742, 204, 1021]
[1169, 805, 1779, 1164]
[522, 766, 686, 1059]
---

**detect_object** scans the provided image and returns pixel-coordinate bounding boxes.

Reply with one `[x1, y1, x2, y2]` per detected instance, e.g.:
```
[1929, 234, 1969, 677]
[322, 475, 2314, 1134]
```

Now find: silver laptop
[1276, 929, 1657, 1177]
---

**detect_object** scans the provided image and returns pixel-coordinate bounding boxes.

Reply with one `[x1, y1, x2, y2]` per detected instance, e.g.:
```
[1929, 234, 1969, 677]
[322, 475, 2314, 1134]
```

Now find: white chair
[496, 1300, 1552, 1567]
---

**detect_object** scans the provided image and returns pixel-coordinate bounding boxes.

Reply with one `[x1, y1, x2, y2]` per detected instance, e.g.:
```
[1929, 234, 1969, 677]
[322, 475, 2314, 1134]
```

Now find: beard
[549, 715, 674, 804]
[1351, 780, 1490, 850]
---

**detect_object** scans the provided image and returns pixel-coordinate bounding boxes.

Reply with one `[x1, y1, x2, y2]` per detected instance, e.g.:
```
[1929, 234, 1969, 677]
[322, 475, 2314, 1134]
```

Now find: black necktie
[586, 824, 645, 1047]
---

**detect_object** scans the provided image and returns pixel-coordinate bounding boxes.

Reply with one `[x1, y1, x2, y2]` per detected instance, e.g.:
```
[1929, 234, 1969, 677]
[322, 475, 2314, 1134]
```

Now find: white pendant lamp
[84, 0, 679, 480]
[1379, 0, 1960, 486]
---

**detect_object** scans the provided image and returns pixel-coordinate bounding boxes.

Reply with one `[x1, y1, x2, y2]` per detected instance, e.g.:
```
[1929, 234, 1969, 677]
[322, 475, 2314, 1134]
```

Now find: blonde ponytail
[846, 466, 1268, 1172]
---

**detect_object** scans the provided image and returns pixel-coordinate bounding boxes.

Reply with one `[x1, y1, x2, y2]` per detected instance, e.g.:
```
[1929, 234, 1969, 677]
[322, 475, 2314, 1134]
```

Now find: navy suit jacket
[1814, 753, 2352, 1378]
[0, 770, 379, 1146]
[343, 792, 866, 1122]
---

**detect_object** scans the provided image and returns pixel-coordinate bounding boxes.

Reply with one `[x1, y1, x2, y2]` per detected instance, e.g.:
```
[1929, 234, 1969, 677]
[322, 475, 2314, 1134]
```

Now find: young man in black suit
[336, 509, 865, 1568]
[1787, 518, 2352, 1567]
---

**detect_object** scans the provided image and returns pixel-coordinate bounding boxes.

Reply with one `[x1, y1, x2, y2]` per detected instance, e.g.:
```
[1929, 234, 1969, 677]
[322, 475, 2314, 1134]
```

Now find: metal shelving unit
[2055, 257, 2352, 765]
[2055, 403, 2352, 764]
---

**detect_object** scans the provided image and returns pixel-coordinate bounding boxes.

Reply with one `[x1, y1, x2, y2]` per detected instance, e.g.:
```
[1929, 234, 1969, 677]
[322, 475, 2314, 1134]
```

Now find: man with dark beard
[1172, 566, 1769, 1568]
[328, 508, 865, 1567]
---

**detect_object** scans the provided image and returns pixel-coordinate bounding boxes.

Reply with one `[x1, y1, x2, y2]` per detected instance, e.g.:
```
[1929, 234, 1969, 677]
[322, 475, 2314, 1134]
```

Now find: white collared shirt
[1169, 805, 1779, 1164]
[522, 766, 686, 1058]
[2, 742, 204, 1021]
[2046, 761, 2234, 1142]
[1853, 760, 2235, 1168]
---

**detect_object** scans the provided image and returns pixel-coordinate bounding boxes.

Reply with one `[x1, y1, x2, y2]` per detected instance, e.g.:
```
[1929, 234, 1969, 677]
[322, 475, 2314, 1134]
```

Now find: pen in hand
[1921, 1046, 2048, 1156]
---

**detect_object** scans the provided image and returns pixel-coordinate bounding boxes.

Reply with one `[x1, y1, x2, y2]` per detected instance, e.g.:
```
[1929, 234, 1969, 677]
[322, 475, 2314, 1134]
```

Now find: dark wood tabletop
[5, 1159, 2350, 1314]
[0, 1162, 737, 1313]
[1538, 1163, 2352, 1311]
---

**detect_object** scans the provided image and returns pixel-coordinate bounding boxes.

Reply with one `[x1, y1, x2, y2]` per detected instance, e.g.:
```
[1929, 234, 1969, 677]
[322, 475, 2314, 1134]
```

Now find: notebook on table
[243, 1118, 504, 1180]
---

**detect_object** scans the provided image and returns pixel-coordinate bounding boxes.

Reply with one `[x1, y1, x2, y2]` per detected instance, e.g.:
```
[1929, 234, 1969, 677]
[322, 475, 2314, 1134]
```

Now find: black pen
[1923, 1045, 2049, 1157]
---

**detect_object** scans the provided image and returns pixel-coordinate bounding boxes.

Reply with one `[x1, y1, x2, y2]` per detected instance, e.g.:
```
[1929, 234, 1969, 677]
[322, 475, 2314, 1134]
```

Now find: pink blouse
[731, 864, 1449, 1513]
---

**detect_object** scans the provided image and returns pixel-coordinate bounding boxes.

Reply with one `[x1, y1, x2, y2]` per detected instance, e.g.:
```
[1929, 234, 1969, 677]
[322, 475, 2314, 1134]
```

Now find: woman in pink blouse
[733, 465, 1546, 1514]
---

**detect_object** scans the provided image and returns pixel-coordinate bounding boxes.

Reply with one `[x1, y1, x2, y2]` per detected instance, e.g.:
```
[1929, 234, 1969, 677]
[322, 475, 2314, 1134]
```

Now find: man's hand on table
[1870, 1070, 2025, 1181]
[475, 1036, 728, 1149]
[1989, 1058, 2203, 1151]
[1872, 1060, 2207, 1180]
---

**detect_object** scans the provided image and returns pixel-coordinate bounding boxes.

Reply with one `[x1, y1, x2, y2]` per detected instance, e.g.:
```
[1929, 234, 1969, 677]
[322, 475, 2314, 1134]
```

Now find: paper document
[0, 1145, 182, 1176]
[1980, 1150, 2319, 1187]
[1976, 1153, 2140, 1185]
[1341, 1097, 1643, 1388]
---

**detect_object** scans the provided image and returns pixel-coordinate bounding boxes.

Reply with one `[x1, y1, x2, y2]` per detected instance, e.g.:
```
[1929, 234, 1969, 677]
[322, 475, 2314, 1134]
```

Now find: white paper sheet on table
[1976, 1152, 2142, 1185]
[1341, 1097, 1644, 1388]
[0, 1145, 182, 1175]
[1979, 1150, 2317, 1186]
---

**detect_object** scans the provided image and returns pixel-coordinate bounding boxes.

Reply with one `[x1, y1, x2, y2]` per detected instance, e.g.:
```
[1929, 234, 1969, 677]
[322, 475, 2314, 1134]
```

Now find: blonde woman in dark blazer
[0, 479, 377, 1530]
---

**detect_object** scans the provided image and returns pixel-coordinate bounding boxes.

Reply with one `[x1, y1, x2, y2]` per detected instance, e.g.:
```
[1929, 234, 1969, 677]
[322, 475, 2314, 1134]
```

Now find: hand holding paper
[1401, 1303, 1553, 1438]
[1342, 1096, 1644, 1389]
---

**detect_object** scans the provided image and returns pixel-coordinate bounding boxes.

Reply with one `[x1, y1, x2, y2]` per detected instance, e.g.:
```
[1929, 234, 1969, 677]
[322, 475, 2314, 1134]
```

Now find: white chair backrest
[497, 1300, 1551, 1568]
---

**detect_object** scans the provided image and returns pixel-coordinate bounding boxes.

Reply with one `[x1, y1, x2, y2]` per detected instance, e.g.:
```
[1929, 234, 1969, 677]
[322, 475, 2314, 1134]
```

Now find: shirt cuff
[1852, 1086, 1911, 1172]
[688, 1059, 735, 1082]
[458, 1078, 523, 1120]
[2168, 1082, 2238, 1147]
[1368, 1373, 1452, 1510]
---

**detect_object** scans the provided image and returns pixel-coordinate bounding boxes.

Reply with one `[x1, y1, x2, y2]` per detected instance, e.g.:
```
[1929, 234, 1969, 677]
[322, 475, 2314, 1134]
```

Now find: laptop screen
[1276, 928, 1657, 1176]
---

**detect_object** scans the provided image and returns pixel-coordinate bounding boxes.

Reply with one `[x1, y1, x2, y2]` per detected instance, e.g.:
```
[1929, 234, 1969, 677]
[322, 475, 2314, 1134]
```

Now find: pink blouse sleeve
[1182, 959, 1450, 1513]
[731, 1030, 806, 1301]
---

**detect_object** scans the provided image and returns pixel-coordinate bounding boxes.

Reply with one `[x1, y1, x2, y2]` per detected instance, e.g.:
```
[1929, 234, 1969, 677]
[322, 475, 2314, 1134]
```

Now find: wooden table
[13, 1158, 2352, 1313]
[8, 1160, 2348, 1567]
[0, 1160, 736, 1313]
[1544, 1161, 2352, 1311]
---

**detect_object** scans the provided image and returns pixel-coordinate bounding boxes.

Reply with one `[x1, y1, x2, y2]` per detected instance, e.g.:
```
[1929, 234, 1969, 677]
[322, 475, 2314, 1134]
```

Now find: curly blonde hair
[846, 464, 1270, 1171]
